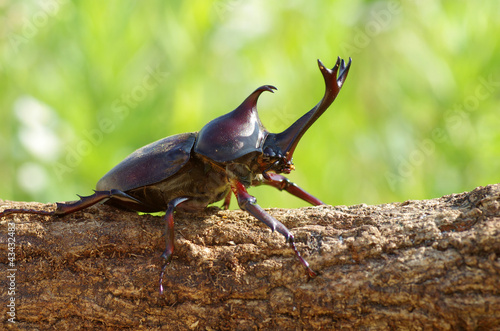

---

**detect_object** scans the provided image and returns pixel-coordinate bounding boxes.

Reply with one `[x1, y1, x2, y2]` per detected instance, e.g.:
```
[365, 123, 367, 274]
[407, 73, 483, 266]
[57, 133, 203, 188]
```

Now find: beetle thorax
[225, 163, 259, 187]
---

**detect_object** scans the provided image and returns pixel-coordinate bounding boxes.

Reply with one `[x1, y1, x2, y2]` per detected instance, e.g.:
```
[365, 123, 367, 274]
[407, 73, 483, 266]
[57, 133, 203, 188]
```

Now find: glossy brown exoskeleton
[1, 57, 351, 293]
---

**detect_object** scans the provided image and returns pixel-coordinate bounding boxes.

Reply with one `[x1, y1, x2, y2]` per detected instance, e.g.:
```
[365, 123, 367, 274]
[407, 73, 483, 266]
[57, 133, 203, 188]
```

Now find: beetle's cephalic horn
[265, 57, 352, 161]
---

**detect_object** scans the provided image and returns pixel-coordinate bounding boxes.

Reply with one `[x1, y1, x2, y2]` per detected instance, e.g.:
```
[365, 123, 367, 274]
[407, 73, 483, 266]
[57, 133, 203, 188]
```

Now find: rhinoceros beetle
[1, 57, 351, 293]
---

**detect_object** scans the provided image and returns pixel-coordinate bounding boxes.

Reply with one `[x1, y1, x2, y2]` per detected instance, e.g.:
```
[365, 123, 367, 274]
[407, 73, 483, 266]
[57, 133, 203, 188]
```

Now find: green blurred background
[1, 0, 499, 209]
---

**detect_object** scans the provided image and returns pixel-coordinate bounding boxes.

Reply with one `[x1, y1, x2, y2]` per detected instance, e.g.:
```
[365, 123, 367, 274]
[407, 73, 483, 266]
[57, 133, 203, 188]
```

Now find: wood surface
[1, 184, 499, 329]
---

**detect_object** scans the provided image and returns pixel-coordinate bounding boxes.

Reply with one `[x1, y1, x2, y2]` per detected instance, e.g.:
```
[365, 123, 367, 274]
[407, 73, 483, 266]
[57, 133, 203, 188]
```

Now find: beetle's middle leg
[159, 196, 188, 294]
[262, 172, 324, 206]
[230, 179, 317, 278]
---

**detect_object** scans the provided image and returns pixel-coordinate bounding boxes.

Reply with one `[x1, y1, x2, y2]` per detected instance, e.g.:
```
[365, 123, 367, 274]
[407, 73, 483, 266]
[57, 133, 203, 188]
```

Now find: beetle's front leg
[230, 179, 317, 278]
[159, 196, 188, 294]
[263, 172, 324, 206]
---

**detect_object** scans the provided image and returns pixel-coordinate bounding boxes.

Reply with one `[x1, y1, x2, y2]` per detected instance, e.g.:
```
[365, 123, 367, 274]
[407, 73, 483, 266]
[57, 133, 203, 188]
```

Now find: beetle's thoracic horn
[194, 85, 276, 163]
[265, 57, 352, 160]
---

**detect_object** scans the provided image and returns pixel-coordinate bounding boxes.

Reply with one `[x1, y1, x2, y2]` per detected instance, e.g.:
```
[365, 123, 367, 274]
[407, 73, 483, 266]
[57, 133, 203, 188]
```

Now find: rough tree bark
[1, 184, 499, 330]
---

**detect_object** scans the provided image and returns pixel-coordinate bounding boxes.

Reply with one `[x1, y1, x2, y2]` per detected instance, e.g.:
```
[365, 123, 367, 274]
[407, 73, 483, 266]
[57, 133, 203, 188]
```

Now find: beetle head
[194, 57, 351, 176]
[194, 85, 276, 163]
[261, 57, 351, 175]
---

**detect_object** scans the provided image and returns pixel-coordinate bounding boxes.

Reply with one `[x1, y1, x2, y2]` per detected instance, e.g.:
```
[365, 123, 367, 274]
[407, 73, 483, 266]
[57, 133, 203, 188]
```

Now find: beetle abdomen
[125, 156, 230, 212]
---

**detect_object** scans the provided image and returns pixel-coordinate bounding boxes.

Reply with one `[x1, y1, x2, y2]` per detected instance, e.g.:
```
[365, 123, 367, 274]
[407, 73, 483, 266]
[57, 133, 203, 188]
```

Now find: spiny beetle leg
[263, 172, 324, 206]
[0, 189, 140, 219]
[54, 189, 143, 215]
[159, 196, 189, 294]
[231, 179, 317, 278]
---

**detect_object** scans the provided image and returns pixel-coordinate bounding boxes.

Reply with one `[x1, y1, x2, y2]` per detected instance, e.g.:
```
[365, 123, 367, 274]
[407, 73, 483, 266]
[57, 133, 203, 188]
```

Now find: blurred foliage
[1, 0, 499, 209]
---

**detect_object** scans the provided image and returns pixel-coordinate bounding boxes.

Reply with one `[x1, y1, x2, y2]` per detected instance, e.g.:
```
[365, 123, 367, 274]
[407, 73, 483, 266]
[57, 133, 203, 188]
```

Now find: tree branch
[1, 184, 499, 329]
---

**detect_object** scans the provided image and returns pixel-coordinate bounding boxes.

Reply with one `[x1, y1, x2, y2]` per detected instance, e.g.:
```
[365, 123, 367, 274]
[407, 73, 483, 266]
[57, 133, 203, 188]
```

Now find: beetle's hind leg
[54, 189, 143, 215]
[263, 172, 324, 206]
[159, 197, 189, 294]
[0, 189, 142, 219]
[231, 179, 317, 278]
